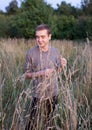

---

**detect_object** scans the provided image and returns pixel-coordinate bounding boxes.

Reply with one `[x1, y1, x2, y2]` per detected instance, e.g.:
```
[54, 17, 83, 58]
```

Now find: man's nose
[38, 37, 42, 42]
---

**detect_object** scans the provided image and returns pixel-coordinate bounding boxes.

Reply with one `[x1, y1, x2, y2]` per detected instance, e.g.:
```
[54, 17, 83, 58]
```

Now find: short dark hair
[35, 24, 51, 35]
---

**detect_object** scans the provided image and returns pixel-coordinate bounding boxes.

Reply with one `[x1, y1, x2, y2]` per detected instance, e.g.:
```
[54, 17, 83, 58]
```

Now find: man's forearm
[25, 70, 45, 79]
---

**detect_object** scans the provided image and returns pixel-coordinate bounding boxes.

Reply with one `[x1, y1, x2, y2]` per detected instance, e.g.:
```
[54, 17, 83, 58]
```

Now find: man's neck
[40, 45, 49, 52]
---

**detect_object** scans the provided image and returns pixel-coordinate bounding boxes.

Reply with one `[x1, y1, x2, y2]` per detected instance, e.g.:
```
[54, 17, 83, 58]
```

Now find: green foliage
[56, 1, 76, 16]
[81, 0, 92, 15]
[86, 17, 92, 37]
[8, 0, 54, 38]
[52, 15, 81, 39]
[0, 0, 92, 39]
[0, 14, 10, 38]
[5, 0, 20, 15]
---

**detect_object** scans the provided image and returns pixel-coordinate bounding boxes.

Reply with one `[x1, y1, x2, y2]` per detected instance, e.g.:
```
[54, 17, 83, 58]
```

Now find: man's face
[35, 29, 51, 48]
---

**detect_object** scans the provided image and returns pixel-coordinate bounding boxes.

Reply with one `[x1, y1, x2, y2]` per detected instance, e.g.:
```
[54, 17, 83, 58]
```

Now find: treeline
[0, 0, 92, 40]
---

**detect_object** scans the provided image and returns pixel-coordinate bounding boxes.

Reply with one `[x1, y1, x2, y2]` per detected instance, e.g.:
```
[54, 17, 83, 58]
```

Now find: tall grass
[0, 38, 92, 130]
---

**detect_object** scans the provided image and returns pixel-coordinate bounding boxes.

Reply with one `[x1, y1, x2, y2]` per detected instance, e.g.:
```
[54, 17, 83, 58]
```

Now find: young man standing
[24, 24, 67, 130]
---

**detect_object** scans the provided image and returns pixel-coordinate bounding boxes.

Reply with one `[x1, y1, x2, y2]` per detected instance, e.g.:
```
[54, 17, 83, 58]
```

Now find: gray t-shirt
[24, 45, 62, 99]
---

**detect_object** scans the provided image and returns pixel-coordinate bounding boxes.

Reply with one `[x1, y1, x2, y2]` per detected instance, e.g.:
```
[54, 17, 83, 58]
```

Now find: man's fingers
[61, 57, 67, 68]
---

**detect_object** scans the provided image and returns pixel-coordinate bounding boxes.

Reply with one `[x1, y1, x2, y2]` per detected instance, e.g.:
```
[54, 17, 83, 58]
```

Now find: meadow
[0, 38, 92, 130]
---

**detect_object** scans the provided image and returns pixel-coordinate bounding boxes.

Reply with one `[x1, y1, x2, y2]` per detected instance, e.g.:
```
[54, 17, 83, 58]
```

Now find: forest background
[0, 0, 92, 40]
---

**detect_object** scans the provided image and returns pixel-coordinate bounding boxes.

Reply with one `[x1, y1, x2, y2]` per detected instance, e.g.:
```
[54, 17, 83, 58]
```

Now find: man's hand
[44, 68, 54, 77]
[61, 57, 67, 69]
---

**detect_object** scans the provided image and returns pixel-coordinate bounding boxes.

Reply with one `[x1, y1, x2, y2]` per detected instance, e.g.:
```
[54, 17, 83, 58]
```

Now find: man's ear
[49, 34, 52, 40]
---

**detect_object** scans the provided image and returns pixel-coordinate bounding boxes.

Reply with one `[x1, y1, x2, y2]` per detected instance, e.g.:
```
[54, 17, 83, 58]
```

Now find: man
[24, 24, 67, 130]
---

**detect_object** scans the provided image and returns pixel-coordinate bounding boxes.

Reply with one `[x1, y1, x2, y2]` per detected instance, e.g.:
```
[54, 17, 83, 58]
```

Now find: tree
[5, 0, 19, 15]
[0, 14, 10, 37]
[81, 0, 92, 15]
[87, 0, 92, 15]
[56, 1, 80, 17]
[8, 0, 54, 38]
[52, 15, 78, 39]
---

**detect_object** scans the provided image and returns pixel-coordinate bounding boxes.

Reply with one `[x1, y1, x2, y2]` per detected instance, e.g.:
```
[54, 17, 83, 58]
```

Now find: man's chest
[31, 52, 57, 71]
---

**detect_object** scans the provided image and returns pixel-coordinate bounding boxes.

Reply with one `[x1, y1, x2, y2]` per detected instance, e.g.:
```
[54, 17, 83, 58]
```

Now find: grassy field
[0, 38, 92, 130]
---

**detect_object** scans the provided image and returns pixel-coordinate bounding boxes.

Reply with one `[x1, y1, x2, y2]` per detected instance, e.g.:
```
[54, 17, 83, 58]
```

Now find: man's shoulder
[50, 46, 60, 53]
[27, 46, 39, 55]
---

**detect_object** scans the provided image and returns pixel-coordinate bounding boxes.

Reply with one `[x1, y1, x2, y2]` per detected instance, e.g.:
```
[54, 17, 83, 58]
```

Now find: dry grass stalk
[0, 39, 92, 130]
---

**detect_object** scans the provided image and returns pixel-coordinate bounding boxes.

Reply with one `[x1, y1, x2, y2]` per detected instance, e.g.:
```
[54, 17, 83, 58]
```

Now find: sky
[0, 0, 81, 12]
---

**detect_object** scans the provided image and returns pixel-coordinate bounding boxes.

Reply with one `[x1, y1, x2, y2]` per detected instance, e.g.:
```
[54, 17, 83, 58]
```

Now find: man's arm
[25, 70, 44, 79]
[25, 68, 54, 79]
